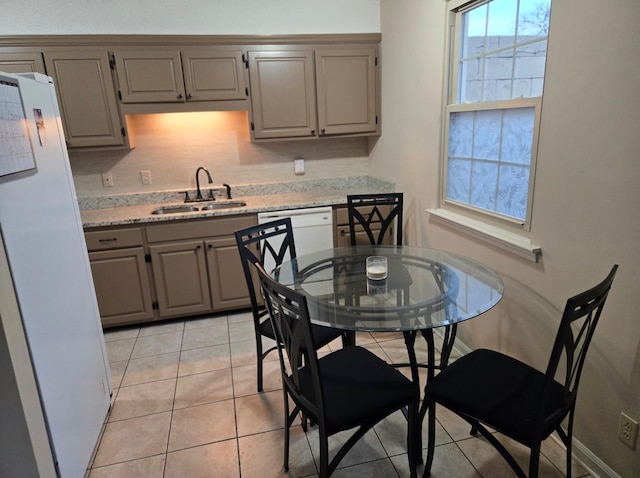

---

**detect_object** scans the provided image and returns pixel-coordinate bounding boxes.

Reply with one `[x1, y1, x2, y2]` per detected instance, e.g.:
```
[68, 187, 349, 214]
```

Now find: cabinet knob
[186, 93, 192, 100]
[321, 128, 326, 135]
[196, 244, 202, 250]
[177, 93, 183, 100]
[311, 129, 315, 135]
[208, 244, 213, 250]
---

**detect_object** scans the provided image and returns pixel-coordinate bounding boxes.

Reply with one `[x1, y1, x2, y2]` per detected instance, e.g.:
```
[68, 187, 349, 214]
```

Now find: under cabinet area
[85, 214, 257, 328]
[247, 44, 379, 140]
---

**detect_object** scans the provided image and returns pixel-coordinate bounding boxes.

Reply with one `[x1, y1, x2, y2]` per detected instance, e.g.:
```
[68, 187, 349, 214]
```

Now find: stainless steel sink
[200, 200, 246, 210]
[150, 205, 200, 215]
[151, 200, 246, 215]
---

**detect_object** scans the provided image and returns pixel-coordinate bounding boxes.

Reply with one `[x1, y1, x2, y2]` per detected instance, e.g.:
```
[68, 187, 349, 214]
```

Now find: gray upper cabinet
[113, 47, 246, 104]
[113, 49, 185, 103]
[0, 50, 46, 74]
[316, 47, 378, 136]
[43, 49, 126, 148]
[182, 48, 246, 101]
[247, 44, 379, 141]
[247, 50, 317, 140]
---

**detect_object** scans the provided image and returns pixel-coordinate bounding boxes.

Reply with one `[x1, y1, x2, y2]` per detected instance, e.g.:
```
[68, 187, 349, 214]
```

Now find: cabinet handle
[186, 93, 192, 100]
[98, 238, 118, 244]
[340, 229, 346, 236]
[177, 93, 183, 100]
[311, 129, 315, 135]
[321, 128, 326, 135]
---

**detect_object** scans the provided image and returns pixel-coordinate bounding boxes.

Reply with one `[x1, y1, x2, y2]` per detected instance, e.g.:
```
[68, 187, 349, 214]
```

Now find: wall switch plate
[619, 412, 639, 449]
[141, 170, 152, 185]
[101, 172, 113, 187]
[294, 158, 305, 175]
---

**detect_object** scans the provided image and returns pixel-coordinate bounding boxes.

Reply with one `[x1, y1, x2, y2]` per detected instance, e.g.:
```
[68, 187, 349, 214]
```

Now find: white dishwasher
[257, 206, 334, 273]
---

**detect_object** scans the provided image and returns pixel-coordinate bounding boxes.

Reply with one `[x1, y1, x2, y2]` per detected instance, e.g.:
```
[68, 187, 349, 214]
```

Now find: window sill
[426, 208, 542, 263]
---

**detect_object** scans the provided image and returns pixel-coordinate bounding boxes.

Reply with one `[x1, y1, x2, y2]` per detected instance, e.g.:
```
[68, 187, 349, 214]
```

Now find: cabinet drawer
[146, 214, 257, 243]
[85, 228, 144, 251]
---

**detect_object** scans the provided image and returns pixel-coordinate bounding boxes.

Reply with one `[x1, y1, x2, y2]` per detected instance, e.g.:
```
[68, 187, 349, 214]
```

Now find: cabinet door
[0, 51, 46, 74]
[206, 236, 252, 311]
[113, 49, 186, 103]
[149, 241, 212, 317]
[43, 50, 125, 148]
[316, 47, 378, 135]
[247, 50, 317, 139]
[89, 248, 154, 327]
[182, 47, 246, 101]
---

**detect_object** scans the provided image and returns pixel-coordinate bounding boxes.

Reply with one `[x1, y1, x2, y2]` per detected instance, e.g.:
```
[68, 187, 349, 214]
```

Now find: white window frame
[439, 0, 548, 233]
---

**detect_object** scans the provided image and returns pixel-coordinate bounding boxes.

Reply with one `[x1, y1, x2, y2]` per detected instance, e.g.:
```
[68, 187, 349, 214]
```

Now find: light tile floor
[89, 311, 592, 478]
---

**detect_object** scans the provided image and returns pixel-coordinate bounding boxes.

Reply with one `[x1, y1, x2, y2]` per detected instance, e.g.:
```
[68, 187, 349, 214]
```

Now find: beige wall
[1, 0, 379, 35]
[376, 1, 640, 477]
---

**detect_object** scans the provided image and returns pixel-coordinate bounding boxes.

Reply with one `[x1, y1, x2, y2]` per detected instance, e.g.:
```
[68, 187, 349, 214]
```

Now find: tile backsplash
[69, 111, 371, 198]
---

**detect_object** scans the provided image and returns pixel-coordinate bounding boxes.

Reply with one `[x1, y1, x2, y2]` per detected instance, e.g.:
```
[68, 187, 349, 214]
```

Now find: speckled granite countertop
[80, 176, 394, 228]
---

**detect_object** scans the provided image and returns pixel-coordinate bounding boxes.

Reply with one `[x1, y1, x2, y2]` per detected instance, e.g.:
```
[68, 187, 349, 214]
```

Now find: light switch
[141, 170, 152, 185]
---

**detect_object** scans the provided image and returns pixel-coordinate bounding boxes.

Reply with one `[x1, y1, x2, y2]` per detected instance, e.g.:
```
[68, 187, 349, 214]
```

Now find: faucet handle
[207, 189, 215, 201]
[179, 191, 191, 202]
[223, 183, 232, 200]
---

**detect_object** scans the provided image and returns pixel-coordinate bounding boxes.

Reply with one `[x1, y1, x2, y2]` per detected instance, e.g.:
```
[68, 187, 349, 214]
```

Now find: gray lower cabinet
[86, 214, 256, 327]
[149, 240, 212, 318]
[86, 228, 154, 327]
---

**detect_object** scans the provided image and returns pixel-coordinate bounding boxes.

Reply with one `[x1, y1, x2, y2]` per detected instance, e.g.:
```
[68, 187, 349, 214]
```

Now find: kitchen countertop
[80, 177, 394, 228]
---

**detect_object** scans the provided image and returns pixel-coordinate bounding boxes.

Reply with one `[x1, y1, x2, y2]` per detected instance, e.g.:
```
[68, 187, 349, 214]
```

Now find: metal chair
[347, 193, 403, 245]
[235, 218, 346, 392]
[424, 265, 618, 478]
[256, 262, 420, 478]
[347, 192, 458, 397]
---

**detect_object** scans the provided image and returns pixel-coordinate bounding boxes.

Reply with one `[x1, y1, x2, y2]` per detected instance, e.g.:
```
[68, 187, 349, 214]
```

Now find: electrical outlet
[294, 158, 305, 175]
[618, 412, 639, 449]
[101, 172, 113, 188]
[141, 170, 152, 185]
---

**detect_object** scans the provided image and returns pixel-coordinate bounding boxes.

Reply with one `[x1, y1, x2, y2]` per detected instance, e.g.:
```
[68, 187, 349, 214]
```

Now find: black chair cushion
[427, 348, 565, 446]
[298, 346, 417, 435]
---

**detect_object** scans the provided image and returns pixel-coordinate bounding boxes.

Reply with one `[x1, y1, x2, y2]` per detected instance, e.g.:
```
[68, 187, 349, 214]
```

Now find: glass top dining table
[270, 245, 504, 333]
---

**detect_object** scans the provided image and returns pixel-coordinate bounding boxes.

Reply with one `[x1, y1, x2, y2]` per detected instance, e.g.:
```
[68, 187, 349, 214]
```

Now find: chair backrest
[347, 193, 403, 246]
[540, 265, 618, 429]
[255, 262, 325, 423]
[234, 218, 297, 314]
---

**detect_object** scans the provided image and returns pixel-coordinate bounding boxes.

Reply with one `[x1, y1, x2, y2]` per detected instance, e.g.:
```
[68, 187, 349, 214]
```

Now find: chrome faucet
[195, 166, 213, 200]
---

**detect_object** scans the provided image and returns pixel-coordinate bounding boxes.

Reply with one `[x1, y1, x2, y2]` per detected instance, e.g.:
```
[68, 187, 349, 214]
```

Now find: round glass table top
[271, 245, 504, 332]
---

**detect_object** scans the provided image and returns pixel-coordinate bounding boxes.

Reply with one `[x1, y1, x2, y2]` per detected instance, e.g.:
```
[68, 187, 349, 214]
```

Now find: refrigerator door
[0, 72, 111, 477]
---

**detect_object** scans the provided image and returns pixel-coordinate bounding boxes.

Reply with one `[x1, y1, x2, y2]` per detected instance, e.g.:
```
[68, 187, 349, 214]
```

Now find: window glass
[444, 0, 550, 224]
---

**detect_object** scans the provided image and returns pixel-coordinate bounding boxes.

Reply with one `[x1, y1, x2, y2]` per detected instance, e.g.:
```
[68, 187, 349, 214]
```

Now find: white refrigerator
[0, 72, 111, 477]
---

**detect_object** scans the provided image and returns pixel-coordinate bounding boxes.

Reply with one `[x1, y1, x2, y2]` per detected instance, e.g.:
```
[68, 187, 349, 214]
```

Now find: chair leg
[319, 428, 330, 478]
[282, 389, 290, 471]
[407, 400, 418, 478]
[529, 441, 541, 478]
[423, 401, 437, 478]
[256, 335, 264, 392]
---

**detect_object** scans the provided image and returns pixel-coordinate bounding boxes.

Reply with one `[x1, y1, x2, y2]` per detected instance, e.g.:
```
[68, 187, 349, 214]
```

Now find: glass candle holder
[366, 256, 388, 280]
